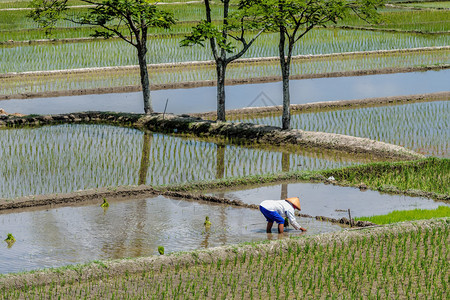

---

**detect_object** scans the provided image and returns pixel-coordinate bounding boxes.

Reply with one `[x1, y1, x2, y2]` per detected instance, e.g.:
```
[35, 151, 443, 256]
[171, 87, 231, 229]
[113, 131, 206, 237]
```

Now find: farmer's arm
[286, 210, 307, 231]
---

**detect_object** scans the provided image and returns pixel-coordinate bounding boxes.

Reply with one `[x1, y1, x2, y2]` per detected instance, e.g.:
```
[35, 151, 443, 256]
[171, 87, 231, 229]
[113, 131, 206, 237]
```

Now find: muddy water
[210, 182, 449, 219]
[1, 70, 448, 115]
[0, 196, 342, 274]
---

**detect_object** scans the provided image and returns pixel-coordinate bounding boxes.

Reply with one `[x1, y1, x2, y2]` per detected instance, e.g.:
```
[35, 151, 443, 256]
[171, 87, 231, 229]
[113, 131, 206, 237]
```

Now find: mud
[0, 185, 258, 213]
[190, 91, 450, 119]
[0, 218, 445, 289]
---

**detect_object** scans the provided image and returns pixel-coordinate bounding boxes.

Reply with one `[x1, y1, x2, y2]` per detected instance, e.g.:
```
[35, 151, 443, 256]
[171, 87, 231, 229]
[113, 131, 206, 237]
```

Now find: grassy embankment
[161, 157, 449, 200]
[1, 219, 447, 299]
[356, 206, 450, 224]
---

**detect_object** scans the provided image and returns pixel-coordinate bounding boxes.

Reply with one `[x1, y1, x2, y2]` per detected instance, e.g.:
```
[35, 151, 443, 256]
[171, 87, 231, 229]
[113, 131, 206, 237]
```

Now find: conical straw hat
[285, 197, 301, 210]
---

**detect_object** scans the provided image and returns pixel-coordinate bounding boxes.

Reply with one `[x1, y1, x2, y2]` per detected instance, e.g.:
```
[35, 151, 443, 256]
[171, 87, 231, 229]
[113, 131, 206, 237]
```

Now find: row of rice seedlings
[0, 21, 199, 42]
[2, 28, 448, 73]
[340, 9, 450, 32]
[2, 48, 447, 95]
[400, 2, 450, 9]
[2, 222, 447, 298]
[323, 157, 449, 196]
[0, 0, 91, 9]
[233, 101, 449, 158]
[0, 124, 359, 199]
[0, 3, 214, 33]
[356, 206, 450, 224]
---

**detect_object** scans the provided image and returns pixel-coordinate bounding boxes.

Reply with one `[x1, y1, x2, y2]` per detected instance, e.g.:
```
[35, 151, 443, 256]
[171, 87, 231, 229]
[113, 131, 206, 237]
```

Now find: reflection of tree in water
[106, 132, 153, 258]
[138, 132, 152, 185]
[281, 153, 290, 199]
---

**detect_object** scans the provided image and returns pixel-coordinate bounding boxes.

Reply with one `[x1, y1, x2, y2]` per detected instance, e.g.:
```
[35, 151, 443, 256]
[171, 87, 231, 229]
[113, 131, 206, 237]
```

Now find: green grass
[356, 206, 450, 224]
[1, 219, 448, 299]
[340, 9, 450, 33]
[322, 157, 450, 197]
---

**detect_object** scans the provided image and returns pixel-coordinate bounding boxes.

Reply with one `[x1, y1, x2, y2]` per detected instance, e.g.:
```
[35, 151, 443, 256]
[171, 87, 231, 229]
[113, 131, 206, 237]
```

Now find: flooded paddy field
[209, 181, 450, 219]
[1, 29, 448, 73]
[2, 48, 448, 96]
[234, 100, 449, 158]
[0, 195, 341, 274]
[0, 124, 367, 199]
[1, 69, 448, 115]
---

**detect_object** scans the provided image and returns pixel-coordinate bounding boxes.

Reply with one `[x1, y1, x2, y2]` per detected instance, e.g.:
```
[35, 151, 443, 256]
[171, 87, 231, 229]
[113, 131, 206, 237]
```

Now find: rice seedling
[356, 206, 450, 224]
[1, 219, 447, 299]
[158, 246, 165, 255]
[0, 124, 360, 199]
[1, 28, 448, 73]
[100, 197, 109, 208]
[340, 9, 450, 32]
[233, 101, 450, 158]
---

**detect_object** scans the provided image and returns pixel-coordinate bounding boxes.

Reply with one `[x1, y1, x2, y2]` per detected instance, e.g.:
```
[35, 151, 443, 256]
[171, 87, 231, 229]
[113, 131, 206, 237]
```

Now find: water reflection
[211, 182, 449, 218]
[0, 125, 366, 199]
[0, 196, 342, 274]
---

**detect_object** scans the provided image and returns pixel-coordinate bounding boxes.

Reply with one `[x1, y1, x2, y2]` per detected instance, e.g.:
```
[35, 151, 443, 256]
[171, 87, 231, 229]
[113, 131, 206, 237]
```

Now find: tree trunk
[281, 61, 290, 130]
[216, 61, 227, 121]
[137, 48, 152, 114]
[279, 28, 290, 130]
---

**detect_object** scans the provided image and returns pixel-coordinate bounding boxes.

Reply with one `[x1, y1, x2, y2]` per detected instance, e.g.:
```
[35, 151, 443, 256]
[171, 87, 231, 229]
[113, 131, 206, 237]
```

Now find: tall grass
[356, 206, 450, 224]
[322, 158, 450, 196]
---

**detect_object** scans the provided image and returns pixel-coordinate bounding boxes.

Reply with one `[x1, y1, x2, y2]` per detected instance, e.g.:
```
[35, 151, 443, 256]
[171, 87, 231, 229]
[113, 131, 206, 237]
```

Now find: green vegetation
[356, 206, 450, 224]
[100, 197, 109, 208]
[4, 233, 15, 243]
[401, 1, 450, 9]
[1, 29, 448, 73]
[341, 9, 450, 32]
[1, 219, 447, 298]
[234, 100, 450, 158]
[0, 124, 358, 199]
[323, 157, 450, 197]
[158, 246, 165, 255]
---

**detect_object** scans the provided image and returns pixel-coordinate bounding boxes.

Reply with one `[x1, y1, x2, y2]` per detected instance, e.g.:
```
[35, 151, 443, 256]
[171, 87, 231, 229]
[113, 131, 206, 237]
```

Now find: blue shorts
[259, 205, 285, 224]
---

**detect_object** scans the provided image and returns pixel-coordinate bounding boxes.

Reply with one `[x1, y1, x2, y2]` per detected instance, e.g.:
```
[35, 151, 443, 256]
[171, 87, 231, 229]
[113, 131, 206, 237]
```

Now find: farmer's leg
[278, 223, 285, 234]
[266, 222, 273, 233]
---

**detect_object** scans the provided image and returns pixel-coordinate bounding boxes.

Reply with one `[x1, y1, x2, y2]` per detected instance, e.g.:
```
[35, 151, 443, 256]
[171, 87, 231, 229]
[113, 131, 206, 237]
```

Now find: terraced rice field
[0, 124, 365, 199]
[232, 100, 449, 157]
[1, 29, 449, 73]
[2, 48, 448, 96]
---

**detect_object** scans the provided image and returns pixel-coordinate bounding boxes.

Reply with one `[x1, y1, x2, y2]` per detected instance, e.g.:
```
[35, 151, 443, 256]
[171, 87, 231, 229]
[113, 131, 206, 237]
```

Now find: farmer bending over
[259, 197, 307, 233]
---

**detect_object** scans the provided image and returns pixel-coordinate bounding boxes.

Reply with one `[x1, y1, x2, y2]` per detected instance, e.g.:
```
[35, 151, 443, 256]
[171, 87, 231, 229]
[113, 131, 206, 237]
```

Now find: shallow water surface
[210, 182, 449, 218]
[1, 70, 448, 115]
[0, 196, 341, 274]
[0, 124, 367, 199]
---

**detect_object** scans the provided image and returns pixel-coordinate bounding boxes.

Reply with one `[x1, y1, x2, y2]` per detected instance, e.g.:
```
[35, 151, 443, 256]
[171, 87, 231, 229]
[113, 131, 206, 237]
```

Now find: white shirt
[260, 200, 302, 230]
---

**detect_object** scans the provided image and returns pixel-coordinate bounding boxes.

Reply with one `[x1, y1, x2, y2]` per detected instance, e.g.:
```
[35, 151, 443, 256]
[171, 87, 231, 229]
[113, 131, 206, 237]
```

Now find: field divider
[0, 111, 426, 161]
[1, 46, 449, 79]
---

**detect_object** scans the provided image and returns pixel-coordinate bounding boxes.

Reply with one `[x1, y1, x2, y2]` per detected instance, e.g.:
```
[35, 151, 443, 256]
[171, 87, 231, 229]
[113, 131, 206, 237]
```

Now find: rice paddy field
[232, 100, 450, 158]
[0, 124, 366, 199]
[0, 0, 449, 296]
[1, 219, 448, 299]
[2, 48, 449, 96]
